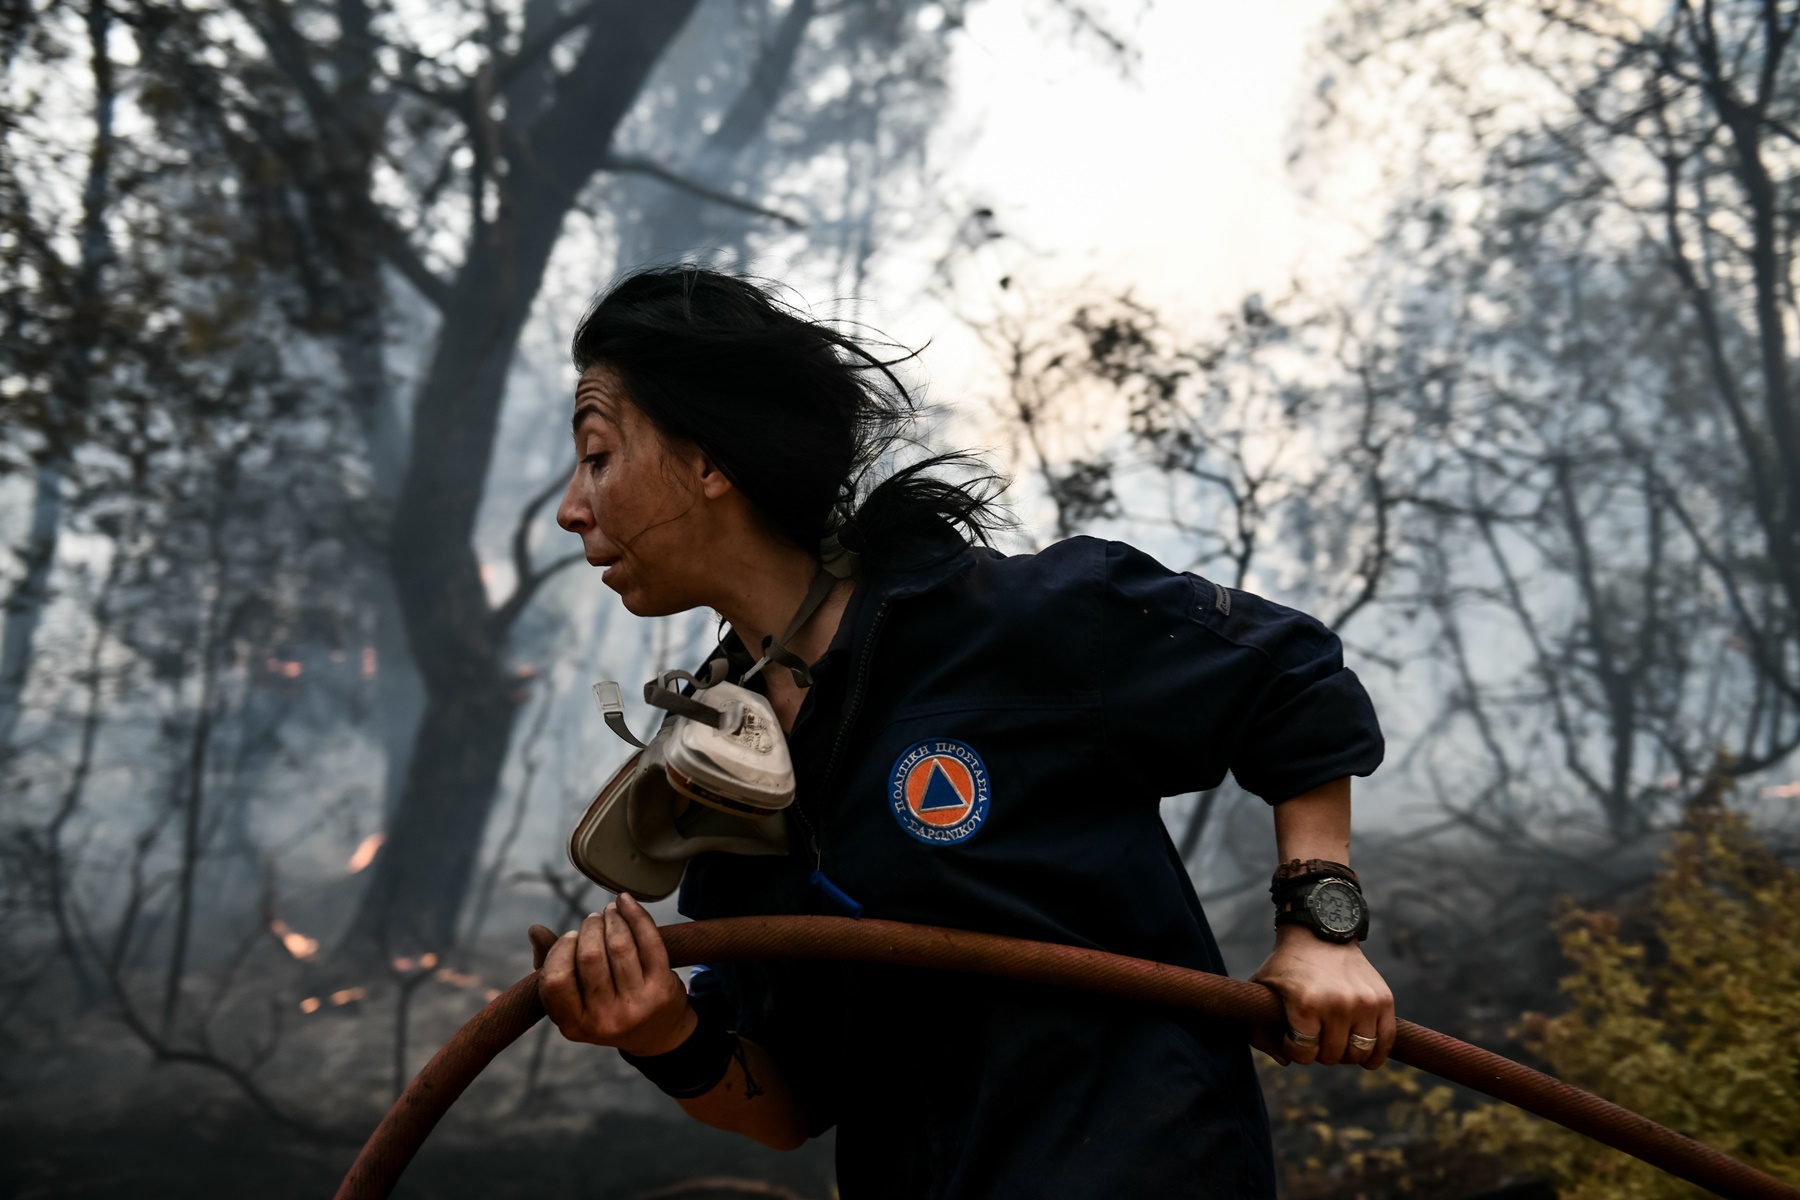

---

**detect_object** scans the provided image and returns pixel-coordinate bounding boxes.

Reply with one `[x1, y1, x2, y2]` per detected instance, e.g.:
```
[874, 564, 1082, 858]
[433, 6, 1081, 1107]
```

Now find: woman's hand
[1249, 925, 1395, 1069]
[530, 893, 697, 1057]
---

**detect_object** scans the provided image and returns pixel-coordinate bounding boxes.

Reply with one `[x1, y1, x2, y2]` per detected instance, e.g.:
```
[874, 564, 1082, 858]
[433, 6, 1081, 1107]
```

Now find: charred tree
[345, 2, 704, 954]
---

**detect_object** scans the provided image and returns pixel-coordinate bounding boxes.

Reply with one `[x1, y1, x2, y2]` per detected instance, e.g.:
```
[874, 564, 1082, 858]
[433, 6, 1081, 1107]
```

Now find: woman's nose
[556, 471, 592, 534]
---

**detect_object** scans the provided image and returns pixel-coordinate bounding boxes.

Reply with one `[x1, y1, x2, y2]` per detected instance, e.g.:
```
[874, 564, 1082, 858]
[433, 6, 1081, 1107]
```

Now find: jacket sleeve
[1096, 539, 1384, 803]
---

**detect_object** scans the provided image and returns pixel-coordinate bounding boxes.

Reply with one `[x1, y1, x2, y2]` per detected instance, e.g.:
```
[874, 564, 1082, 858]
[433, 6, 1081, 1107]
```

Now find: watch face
[1307, 879, 1365, 936]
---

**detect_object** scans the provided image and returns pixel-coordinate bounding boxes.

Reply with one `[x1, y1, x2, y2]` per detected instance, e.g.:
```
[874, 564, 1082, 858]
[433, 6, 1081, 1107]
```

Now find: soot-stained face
[555, 365, 724, 616]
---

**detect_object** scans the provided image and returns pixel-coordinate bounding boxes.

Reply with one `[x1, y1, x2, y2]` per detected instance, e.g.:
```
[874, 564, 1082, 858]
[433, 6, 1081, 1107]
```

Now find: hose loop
[332, 916, 1800, 1200]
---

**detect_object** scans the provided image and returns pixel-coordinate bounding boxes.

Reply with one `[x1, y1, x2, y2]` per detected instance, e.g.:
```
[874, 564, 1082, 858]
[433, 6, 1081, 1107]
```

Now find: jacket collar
[858, 522, 984, 603]
[709, 523, 983, 683]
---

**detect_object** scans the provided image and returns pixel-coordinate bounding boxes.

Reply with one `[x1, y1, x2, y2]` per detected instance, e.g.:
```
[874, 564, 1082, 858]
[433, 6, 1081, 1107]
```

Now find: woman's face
[556, 365, 723, 616]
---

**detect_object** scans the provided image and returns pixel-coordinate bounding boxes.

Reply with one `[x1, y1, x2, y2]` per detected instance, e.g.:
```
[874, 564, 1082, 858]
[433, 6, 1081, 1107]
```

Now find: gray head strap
[740, 534, 860, 690]
[643, 667, 732, 726]
[593, 662, 735, 748]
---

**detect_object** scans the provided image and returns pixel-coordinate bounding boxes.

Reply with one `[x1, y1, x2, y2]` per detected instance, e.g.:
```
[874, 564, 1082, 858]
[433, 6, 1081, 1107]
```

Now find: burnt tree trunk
[0, 0, 116, 754]
[346, 1, 702, 954]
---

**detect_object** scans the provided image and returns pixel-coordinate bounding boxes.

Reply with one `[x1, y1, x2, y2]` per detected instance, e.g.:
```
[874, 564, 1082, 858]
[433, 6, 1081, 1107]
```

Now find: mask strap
[594, 663, 738, 748]
[740, 536, 859, 690]
[592, 680, 649, 748]
[643, 668, 731, 728]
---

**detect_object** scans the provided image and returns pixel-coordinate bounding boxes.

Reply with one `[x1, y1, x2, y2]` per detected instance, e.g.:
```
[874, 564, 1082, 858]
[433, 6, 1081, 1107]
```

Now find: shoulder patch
[889, 739, 991, 845]
[1188, 572, 1231, 617]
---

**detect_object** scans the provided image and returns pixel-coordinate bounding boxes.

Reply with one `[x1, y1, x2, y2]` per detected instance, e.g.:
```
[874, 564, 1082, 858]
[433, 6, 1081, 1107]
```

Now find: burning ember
[265, 658, 304, 679]
[361, 645, 378, 678]
[435, 967, 481, 989]
[1763, 781, 1800, 799]
[347, 832, 385, 873]
[269, 918, 320, 959]
[298, 988, 366, 1012]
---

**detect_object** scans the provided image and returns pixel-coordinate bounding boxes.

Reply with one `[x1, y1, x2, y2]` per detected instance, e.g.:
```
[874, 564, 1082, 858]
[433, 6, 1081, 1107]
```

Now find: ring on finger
[1347, 1032, 1377, 1052]
[1287, 1027, 1321, 1047]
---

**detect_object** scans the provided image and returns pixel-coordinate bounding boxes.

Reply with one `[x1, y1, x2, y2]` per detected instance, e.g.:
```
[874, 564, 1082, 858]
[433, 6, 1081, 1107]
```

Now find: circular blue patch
[889, 738, 991, 845]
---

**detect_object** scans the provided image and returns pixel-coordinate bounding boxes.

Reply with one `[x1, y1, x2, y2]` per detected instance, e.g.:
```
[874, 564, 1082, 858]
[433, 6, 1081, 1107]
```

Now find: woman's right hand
[529, 893, 697, 1057]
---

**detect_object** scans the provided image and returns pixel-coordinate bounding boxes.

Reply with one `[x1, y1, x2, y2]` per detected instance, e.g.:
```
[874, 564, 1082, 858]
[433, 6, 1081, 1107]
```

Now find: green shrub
[1267, 808, 1800, 1198]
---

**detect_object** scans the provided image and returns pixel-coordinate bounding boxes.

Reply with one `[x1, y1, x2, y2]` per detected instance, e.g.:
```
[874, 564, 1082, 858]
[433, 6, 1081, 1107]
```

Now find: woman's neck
[707, 537, 843, 666]
[705, 532, 853, 729]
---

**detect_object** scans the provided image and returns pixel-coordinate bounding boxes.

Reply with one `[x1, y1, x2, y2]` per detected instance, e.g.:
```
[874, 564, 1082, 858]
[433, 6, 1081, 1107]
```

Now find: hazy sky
[951, 0, 1335, 301]
[888, 0, 1347, 389]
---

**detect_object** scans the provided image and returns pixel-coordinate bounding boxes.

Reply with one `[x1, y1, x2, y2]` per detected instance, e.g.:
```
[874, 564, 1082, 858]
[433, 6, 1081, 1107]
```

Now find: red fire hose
[333, 916, 1799, 1200]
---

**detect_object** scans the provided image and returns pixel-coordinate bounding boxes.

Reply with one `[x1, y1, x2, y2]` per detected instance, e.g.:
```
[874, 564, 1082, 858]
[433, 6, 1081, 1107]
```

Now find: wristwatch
[1273, 876, 1370, 943]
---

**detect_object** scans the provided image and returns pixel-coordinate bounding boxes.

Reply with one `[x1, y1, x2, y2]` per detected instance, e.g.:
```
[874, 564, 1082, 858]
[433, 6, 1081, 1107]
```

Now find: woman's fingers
[538, 930, 582, 1030]
[1367, 1001, 1398, 1071]
[1318, 1012, 1352, 1066]
[617, 893, 670, 976]
[576, 910, 615, 1012]
[1283, 1004, 1323, 1066]
[1249, 1025, 1291, 1066]
[538, 901, 681, 1047]
[603, 902, 645, 993]
[1337, 987, 1394, 1068]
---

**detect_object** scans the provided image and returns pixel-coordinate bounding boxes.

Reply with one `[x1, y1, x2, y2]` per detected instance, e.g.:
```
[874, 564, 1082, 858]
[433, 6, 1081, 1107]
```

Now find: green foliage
[1270, 810, 1800, 1198]
[1446, 810, 1800, 1197]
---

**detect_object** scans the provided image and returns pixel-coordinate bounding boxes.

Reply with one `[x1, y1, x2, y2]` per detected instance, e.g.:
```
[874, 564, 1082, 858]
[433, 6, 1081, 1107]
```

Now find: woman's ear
[696, 452, 734, 501]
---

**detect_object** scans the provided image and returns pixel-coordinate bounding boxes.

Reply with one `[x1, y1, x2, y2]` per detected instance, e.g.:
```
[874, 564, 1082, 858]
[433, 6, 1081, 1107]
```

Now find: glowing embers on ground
[297, 953, 500, 1014]
[298, 987, 366, 1013]
[269, 918, 320, 959]
[347, 833, 385, 873]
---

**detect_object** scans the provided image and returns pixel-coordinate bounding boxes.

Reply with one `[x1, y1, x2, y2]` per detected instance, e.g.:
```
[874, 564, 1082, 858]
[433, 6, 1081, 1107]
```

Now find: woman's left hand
[1249, 926, 1395, 1069]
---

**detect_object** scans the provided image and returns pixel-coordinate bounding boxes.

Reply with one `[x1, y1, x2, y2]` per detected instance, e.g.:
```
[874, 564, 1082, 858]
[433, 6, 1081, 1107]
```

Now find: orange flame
[299, 996, 322, 1014]
[393, 956, 414, 972]
[347, 832, 385, 873]
[419, 952, 439, 969]
[435, 967, 481, 989]
[330, 987, 366, 1006]
[269, 918, 320, 960]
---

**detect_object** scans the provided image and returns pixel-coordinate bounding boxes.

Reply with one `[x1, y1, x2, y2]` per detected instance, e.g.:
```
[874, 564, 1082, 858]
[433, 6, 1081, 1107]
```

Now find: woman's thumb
[527, 924, 558, 970]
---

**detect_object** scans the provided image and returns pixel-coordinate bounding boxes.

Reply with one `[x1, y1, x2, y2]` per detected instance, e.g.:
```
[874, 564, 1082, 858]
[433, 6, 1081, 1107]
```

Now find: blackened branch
[600, 155, 806, 229]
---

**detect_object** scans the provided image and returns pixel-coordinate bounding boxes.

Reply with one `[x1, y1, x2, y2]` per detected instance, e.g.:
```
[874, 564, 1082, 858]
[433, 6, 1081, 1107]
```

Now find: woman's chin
[613, 582, 680, 619]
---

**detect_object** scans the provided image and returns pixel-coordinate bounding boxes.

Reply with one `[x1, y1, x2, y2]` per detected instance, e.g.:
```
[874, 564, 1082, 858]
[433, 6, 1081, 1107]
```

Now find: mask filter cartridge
[567, 671, 793, 901]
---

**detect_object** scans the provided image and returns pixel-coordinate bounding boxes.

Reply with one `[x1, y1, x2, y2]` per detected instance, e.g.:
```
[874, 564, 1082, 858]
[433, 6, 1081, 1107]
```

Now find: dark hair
[570, 266, 1008, 568]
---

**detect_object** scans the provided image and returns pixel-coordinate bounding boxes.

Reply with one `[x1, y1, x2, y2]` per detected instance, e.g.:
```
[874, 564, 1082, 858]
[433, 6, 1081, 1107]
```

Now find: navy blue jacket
[681, 533, 1384, 1199]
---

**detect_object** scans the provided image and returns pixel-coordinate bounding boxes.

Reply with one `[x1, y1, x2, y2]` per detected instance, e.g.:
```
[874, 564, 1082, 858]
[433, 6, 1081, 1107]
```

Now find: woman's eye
[582, 452, 608, 472]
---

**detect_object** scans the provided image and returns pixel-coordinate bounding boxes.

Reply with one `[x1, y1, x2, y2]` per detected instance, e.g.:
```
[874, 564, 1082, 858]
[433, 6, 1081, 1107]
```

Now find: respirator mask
[566, 542, 856, 901]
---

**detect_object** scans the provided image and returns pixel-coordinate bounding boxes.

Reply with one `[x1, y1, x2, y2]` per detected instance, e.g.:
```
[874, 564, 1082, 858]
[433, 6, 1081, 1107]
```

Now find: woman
[537, 266, 1393, 1198]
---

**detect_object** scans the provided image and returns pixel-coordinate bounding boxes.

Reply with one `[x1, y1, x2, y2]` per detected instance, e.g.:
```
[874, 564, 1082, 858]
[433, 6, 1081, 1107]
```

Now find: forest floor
[0, 1109, 837, 1199]
[0, 887, 838, 1199]
[0, 840, 1599, 1199]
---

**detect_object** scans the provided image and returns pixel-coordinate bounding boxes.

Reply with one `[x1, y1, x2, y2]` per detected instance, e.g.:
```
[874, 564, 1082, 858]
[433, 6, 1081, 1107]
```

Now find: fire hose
[333, 915, 1799, 1200]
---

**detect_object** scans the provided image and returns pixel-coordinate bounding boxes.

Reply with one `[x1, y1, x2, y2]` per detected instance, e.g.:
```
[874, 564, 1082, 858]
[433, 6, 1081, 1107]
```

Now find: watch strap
[1271, 857, 1360, 892]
